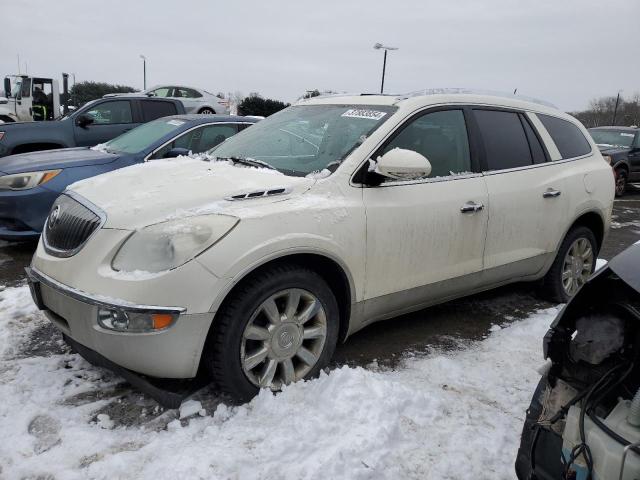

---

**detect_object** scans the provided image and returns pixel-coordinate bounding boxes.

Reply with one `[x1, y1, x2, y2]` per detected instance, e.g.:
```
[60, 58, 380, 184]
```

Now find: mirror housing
[164, 147, 190, 158]
[75, 114, 94, 128]
[0, 97, 7, 105]
[375, 148, 432, 180]
[3, 78, 10, 98]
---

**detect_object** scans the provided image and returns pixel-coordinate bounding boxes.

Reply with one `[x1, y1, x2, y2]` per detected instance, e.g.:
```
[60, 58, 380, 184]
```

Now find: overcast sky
[4, 0, 639, 112]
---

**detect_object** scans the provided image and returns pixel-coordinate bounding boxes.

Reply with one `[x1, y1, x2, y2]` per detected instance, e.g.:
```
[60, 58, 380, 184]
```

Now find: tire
[199, 108, 215, 115]
[541, 226, 597, 303]
[204, 264, 340, 402]
[614, 167, 628, 197]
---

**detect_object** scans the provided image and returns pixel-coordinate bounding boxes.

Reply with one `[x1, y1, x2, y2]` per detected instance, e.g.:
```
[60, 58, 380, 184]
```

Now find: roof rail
[400, 88, 557, 108]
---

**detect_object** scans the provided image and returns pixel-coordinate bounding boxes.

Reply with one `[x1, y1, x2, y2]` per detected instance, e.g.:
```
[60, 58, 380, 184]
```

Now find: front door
[363, 108, 488, 319]
[74, 99, 136, 146]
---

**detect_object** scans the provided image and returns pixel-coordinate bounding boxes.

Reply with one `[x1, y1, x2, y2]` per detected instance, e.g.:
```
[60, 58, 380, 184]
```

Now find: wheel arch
[11, 142, 66, 155]
[566, 210, 605, 252]
[613, 160, 630, 174]
[208, 251, 355, 344]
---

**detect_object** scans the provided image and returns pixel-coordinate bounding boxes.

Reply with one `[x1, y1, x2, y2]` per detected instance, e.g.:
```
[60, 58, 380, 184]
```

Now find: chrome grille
[43, 194, 102, 257]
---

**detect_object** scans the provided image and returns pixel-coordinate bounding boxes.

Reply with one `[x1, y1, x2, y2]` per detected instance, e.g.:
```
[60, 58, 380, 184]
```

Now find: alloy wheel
[240, 288, 327, 389]
[561, 237, 594, 297]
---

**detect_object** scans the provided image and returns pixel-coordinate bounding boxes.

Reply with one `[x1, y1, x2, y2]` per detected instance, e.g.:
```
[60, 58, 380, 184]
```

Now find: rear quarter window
[141, 100, 178, 122]
[538, 114, 591, 159]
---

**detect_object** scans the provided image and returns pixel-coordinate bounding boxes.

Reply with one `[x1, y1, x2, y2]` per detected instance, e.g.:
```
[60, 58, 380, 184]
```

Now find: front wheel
[199, 107, 215, 115]
[204, 264, 339, 402]
[541, 226, 597, 303]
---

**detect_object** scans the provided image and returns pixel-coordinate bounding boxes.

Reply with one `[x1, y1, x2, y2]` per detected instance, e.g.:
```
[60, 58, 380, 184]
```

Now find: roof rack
[399, 88, 557, 108]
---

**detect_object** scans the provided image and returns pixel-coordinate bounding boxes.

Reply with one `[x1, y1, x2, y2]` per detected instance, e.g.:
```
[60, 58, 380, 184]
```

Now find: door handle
[543, 188, 562, 198]
[460, 201, 484, 213]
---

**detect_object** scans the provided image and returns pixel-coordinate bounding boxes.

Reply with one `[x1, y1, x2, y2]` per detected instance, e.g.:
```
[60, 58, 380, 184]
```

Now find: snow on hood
[68, 157, 315, 230]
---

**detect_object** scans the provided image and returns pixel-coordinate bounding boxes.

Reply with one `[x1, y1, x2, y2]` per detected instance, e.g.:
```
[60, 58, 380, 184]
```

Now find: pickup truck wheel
[204, 264, 339, 402]
[542, 226, 597, 303]
[199, 108, 215, 115]
[614, 168, 628, 197]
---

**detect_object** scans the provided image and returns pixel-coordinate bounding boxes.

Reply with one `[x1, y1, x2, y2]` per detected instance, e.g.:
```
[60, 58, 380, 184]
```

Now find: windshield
[589, 128, 637, 148]
[210, 104, 397, 176]
[103, 118, 187, 154]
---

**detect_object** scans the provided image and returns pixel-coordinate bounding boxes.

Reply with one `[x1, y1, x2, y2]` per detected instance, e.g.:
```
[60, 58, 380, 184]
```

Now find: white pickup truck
[0, 74, 68, 123]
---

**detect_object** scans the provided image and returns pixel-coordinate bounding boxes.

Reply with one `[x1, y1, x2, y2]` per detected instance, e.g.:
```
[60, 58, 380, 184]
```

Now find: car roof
[161, 114, 258, 124]
[588, 126, 639, 131]
[299, 90, 568, 119]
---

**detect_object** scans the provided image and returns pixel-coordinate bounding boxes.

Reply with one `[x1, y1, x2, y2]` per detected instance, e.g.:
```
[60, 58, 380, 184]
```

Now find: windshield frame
[208, 104, 398, 177]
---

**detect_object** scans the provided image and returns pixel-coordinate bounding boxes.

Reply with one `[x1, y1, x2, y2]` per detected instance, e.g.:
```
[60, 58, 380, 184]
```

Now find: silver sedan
[143, 85, 229, 114]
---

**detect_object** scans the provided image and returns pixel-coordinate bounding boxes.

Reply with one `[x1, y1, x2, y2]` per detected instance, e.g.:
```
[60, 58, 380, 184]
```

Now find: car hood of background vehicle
[68, 157, 315, 229]
[597, 145, 630, 156]
[0, 147, 119, 175]
[607, 242, 640, 293]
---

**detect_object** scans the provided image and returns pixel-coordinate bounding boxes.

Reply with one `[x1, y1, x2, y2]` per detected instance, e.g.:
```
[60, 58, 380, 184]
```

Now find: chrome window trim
[26, 266, 186, 314]
[42, 191, 107, 258]
[363, 172, 484, 188]
[481, 152, 593, 176]
[144, 122, 250, 161]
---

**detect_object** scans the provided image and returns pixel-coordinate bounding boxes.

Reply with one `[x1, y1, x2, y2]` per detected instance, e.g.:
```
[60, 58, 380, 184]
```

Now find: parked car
[0, 115, 256, 239]
[515, 242, 640, 480]
[26, 93, 614, 403]
[589, 126, 640, 196]
[0, 96, 185, 158]
[106, 85, 229, 115]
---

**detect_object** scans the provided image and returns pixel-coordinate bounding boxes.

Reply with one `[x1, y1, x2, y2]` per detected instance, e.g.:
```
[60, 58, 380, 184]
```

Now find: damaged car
[515, 242, 640, 480]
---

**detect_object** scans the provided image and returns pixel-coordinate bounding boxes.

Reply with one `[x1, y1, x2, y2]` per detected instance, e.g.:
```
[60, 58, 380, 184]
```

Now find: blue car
[0, 114, 257, 240]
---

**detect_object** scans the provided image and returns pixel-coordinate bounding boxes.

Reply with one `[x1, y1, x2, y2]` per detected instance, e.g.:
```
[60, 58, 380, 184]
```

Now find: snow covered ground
[0, 282, 559, 480]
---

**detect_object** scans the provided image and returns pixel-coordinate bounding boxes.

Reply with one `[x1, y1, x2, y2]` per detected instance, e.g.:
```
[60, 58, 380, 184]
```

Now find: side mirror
[3, 78, 10, 98]
[375, 148, 432, 180]
[75, 114, 94, 128]
[0, 97, 7, 105]
[163, 147, 190, 158]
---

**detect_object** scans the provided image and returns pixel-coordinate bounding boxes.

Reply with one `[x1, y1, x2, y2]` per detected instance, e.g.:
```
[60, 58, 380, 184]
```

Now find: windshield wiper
[216, 156, 277, 171]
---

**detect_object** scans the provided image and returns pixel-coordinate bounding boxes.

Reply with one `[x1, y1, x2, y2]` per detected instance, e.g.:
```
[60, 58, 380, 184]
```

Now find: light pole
[612, 90, 623, 125]
[373, 43, 398, 94]
[139, 54, 147, 90]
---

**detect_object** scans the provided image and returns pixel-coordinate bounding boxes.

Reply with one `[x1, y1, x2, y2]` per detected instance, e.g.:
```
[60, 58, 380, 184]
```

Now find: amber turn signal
[152, 313, 174, 330]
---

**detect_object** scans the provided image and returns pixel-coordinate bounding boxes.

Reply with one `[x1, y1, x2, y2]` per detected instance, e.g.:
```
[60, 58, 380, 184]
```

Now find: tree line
[571, 93, 640, 128]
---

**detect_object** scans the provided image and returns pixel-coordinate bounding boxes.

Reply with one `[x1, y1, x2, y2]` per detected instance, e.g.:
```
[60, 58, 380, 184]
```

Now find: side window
[141, 100, 178, 122]
[186, 88, 202, 98]
[197, 124, 239, 152]
[172, 87, 197, 99]
[151, 128, 202, 159]
[381, 109, 471, 178]
[150, 87, 171, 98]
[85, 100, 133, 124]
[538, 114, 591, 159]
[521, 114, 547, 164]
[474, 109, 532, 171]
[20, 78, 31, 98]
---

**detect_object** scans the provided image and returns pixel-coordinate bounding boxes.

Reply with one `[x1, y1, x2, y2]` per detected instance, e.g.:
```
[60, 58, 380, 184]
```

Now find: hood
[68, 158, 315, 229]
[0, 147, 119, 174]
[597, 145, 630, 155]
[607, 242, 640, 293]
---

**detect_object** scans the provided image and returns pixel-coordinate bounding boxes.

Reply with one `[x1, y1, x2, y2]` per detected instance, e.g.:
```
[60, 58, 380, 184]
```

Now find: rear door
[475, 108, 570, 280]
[73, 99, 135, 146]
[363, 107, 489, 315]
[139, 99, 180, 122]
[629, 131, 640, 180]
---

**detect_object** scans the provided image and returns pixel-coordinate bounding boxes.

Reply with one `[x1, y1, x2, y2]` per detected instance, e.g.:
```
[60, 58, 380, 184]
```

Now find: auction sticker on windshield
[167, 120, 185, 126]
[341, 109, 387, 120]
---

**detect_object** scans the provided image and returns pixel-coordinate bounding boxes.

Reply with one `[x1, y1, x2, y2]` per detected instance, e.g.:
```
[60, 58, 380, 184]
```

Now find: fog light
[97, 308, 177, 332]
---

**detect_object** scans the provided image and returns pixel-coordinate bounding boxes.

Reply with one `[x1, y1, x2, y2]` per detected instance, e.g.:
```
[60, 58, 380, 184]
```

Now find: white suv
[26, 93, 614, 401]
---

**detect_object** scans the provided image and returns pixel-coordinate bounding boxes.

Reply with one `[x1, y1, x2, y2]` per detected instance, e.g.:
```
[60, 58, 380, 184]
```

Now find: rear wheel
[204, 264, 339, 402]
[199, 107, 215, 115]
[541, 226, 597, 303]
[614, 167, 628, 197]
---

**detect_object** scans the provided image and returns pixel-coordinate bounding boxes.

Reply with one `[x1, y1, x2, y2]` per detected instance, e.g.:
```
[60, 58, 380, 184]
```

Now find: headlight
[112, 214, 238, 273]
[0, 169, 61, 190]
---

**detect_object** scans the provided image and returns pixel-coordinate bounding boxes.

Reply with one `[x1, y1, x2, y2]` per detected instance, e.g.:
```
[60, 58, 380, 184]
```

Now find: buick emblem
[279, 331, 294, 349]
[48, 205, 62, 228]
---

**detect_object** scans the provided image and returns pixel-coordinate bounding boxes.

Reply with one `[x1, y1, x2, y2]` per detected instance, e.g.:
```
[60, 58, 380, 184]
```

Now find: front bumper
[0, 186, 59, 240]
[26, 266, 215, 378]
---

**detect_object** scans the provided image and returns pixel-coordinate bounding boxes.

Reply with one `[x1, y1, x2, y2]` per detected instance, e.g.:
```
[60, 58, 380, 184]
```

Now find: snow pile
[0, 282, 558, 479]
[90, 143, 108, 153]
